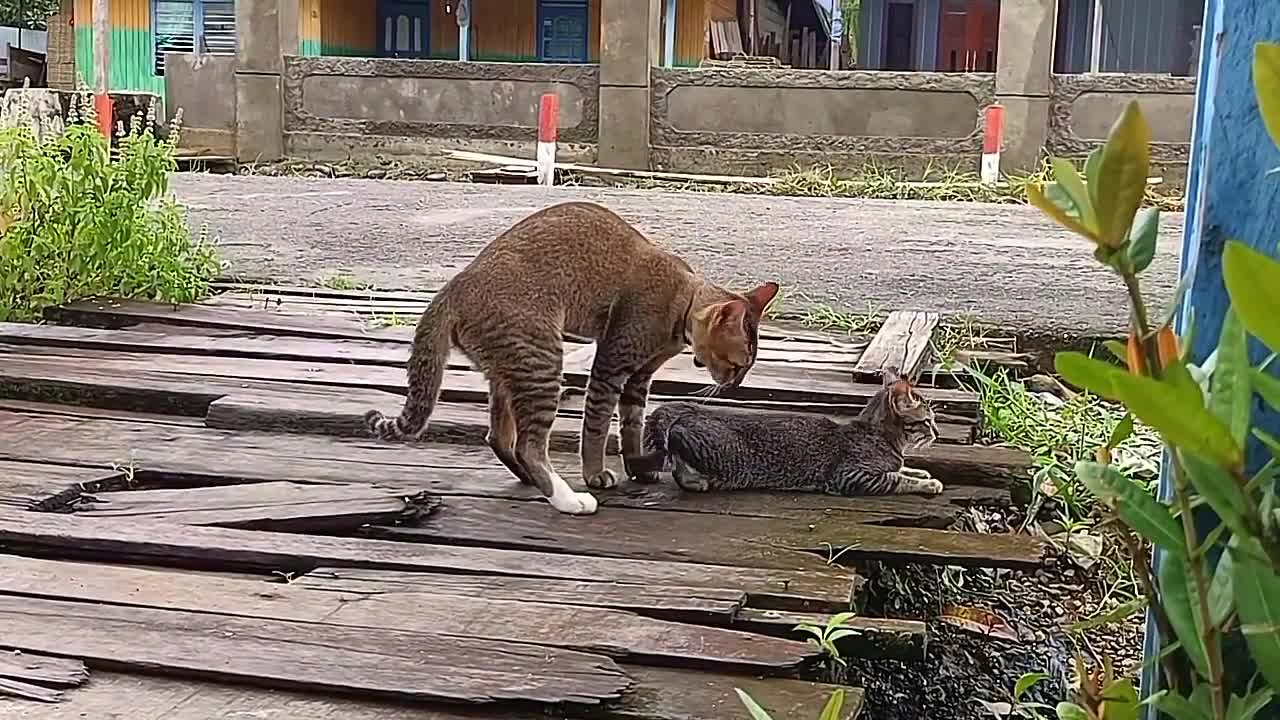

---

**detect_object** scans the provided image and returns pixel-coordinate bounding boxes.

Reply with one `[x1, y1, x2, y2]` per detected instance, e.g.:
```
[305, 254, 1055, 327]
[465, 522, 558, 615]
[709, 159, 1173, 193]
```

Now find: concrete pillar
[994, 0, 1058, 171]
[597, 0, 660, 169]
[233, 0, 299, 161]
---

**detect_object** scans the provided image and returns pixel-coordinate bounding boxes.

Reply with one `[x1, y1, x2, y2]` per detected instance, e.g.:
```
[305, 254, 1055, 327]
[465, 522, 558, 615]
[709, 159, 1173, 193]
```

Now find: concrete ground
[173, 173, 1184, 340]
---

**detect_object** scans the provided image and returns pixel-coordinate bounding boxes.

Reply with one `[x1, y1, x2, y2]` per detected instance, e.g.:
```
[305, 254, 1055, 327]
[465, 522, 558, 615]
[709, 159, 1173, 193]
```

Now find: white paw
[549, 486, 600, 514]
[918, 478, 944, 495]
[585, 468, 620, 489]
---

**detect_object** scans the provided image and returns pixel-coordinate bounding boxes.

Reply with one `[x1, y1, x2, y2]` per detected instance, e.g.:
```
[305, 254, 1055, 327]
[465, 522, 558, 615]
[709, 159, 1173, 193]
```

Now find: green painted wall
[74, 27, 166, 96]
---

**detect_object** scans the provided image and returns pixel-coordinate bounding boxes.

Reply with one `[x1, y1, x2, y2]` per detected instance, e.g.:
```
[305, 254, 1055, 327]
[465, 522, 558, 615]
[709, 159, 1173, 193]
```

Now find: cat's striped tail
[365, 300, 452, 441]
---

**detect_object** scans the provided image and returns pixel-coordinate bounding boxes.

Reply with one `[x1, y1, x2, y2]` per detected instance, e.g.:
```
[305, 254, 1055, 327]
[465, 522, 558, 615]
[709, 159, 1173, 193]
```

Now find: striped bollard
[537, 93, 559, 187]
[981, 104, 1005, 186]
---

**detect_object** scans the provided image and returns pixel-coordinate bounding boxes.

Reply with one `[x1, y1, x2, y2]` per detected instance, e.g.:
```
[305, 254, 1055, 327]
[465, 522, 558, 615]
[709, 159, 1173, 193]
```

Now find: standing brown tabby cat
[365, 201, 779, 515]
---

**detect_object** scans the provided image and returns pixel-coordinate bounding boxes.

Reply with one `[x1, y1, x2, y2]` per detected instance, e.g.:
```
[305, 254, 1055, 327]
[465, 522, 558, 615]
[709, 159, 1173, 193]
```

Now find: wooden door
[937, 0, 999, 72]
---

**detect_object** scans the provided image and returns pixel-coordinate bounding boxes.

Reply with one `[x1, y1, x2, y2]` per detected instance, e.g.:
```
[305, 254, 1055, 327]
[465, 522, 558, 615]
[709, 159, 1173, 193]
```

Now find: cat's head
[873, 368, 939, 450]
[688, 281, 780, 387]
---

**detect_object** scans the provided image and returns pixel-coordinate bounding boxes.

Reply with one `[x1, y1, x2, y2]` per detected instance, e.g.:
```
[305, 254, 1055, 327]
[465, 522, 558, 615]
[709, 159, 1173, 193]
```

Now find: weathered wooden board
[18, 667, 862, 720]
[732, 607, 927, 661]
[852, 310, 941, 379]
[0, 651, 88, 688]
[0, 460, 123, 511]
[31, 305, 980, 412]
[0, 556, 817, 672]
[206, 389, 622, 455]
[0, 510, 857, 610]
[0, 594, 631, 706]
[367, 495, 1048, 570]
[0, 677, 63, 703]
[75, 481, 426, 532]
[0, 411, 1022, 515]
[296, 567, 747, 623]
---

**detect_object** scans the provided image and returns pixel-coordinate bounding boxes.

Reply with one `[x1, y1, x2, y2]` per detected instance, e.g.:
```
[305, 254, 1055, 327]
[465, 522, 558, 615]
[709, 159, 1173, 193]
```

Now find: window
[154, 0, 237, 75]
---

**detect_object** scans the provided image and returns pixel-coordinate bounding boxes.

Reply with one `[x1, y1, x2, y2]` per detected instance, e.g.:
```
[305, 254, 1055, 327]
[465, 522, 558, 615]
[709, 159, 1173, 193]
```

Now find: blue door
[538, 0, 589, 63]
[378, 0, 431, 58]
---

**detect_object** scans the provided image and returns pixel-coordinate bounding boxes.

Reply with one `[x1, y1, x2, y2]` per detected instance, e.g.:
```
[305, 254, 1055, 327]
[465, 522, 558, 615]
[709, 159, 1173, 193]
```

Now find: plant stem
[1123, 273, 1163, 380]
[1115, 523, 1187, 692]
[1170, 455, 1227, 718]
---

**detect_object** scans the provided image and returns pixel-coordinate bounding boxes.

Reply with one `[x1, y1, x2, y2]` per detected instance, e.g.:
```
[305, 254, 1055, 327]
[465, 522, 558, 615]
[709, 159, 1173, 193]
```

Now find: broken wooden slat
[0, 677, 63, 703]
[368, 496, 1048, 570]
[852, 310, 941, 380]
[0, 460, 123, 512]
[0, 594, 631, 706]
[731, 607, 927, 661]
[0, 510, 857, 610]
[0, 650, 89, 688]
[45, 666, 863, 720]
[295, 567, 746, 623]
[76, 481, 427, 532]
[0, 556, 817, 673]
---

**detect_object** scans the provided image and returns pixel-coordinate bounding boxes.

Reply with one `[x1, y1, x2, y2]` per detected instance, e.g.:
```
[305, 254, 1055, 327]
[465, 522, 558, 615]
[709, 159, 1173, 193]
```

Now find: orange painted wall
[321, 0, 376, 54]
[664, 0, 711, 66]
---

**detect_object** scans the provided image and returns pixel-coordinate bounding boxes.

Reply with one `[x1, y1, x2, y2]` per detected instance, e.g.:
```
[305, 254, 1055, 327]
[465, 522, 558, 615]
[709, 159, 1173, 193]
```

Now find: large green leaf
[1226, 687, 1275, 720]
[1231, 537, 1280, 690]
[1027, 182, 1100, 242]
[1056, 351, 1122, 398]
[1254, 369, 1280, 412]
[1223, 241, 1280, 354]
[1051, 157, 1097, 231]
[1179, 451, 1251, 536]
[1208, 548, 1235, 627]
[1255, 42, 1280, 152]
[1126, 207, 1160, 274]
[1100, 678, 1141, 720]
[1056, 702, 1089, 720]
[1091, 101, 1152, 249]
[1211, 310, 1254, 446]
[1078, 461, 1185, 555]
[1153, 690, 1213, 720]
[1159, 553, 1211, 678]
[817, 689, 845, 720]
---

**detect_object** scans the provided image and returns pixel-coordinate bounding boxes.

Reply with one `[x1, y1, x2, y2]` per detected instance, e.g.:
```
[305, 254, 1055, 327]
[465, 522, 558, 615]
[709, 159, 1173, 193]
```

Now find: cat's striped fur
[365, 201, 779, 515]
[624, 369, 942, 496]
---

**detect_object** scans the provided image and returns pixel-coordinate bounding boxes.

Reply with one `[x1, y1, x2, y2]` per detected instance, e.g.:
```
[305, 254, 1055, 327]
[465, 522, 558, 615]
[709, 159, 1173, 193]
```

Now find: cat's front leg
[581, 345, 637, 490]
[620, 356, 672, 483]
[898, 466, 934, 480]
[885, 470, 944, 496]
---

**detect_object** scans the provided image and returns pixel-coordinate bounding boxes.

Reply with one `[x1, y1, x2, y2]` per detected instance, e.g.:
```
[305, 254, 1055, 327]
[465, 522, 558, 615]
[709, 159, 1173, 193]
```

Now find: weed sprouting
[0, 91, 218, 322]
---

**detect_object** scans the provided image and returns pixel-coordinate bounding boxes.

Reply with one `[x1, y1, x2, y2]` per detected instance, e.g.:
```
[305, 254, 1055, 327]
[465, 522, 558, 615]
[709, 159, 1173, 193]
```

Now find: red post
[536, 93, 559, 187]
[981, 103, 1006, 185]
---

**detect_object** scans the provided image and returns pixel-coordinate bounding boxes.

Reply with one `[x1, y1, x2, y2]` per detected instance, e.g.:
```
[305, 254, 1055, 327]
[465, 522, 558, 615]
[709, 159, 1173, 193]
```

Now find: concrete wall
[1049, 73, 1196, 182]
[650, 67, 993, 174]
[279, 56, 599, 161]
[165, 53, 238, 156]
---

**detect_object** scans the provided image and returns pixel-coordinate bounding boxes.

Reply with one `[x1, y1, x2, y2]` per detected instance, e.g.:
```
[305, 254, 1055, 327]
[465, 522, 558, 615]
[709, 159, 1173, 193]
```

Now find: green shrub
[0, 94, 218, 323]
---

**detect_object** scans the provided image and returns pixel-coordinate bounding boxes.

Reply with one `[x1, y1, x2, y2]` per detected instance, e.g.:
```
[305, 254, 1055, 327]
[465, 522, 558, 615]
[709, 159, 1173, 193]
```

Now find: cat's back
[477, 201, 688, 276]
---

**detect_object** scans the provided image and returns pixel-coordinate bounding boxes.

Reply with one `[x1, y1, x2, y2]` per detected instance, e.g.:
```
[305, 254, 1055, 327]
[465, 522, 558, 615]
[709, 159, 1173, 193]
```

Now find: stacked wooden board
[0, 288, 1045, 718]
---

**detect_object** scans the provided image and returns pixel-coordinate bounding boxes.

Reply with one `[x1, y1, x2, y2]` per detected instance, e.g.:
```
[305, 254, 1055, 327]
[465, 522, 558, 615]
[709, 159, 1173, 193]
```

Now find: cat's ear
[742, 282, 780, 317]
[714, 299, 748, 329]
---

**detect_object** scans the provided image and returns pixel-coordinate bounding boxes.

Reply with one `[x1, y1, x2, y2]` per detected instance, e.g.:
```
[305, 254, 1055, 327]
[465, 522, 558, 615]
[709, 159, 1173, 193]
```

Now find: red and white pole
[92, 0, 112, 140]
[537, 93, 558, 187]
[981, 103, 1005, 185]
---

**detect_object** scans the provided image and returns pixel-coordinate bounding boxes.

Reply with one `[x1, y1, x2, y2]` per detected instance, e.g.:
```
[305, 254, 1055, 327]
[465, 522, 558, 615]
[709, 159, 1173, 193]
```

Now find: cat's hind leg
[485, 381, 532, 485]
[885, 470, 944, 496]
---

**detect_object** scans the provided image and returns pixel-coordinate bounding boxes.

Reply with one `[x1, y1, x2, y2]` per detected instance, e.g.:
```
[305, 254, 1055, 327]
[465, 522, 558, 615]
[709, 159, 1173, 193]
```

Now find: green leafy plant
[0, 93, 218, 322]
[795, 611, 860, 667]
[1023, 41, 1280, 720]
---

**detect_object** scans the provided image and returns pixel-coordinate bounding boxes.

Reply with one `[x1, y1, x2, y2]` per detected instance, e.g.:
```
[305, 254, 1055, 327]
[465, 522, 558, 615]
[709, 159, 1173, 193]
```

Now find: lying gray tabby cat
[624, 369, 943, 496]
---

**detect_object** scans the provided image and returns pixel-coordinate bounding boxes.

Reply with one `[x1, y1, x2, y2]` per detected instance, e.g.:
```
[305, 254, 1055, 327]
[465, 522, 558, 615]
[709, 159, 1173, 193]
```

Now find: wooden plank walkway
[0, 289, 1047, 717]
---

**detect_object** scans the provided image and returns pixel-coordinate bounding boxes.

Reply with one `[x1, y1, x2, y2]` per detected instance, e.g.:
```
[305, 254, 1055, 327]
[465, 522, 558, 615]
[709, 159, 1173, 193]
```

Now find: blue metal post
[1141, 0, 1280, 711]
